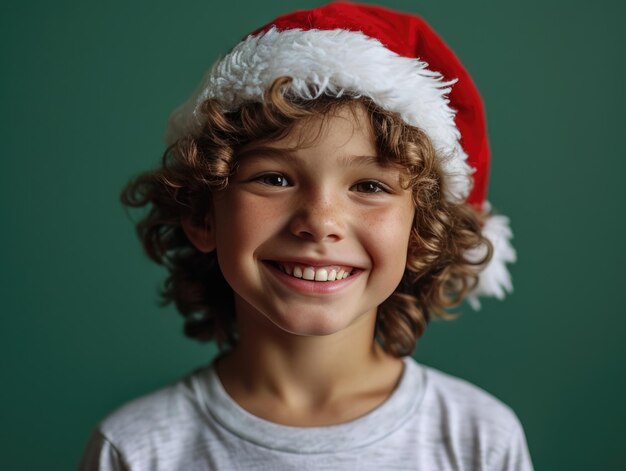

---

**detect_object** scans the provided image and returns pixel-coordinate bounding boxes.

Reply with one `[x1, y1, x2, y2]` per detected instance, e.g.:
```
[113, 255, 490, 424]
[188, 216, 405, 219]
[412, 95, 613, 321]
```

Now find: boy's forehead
[241, 104, 375, 155]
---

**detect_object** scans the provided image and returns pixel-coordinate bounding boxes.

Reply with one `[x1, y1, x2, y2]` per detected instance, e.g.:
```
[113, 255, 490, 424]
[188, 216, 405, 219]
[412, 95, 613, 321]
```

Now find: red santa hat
[166, 1, 516, 307]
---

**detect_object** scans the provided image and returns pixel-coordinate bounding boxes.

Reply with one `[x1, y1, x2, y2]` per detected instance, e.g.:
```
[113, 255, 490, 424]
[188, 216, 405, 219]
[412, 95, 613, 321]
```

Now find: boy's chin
[262, 310, 374, 339]
[233, 294, 377, 340]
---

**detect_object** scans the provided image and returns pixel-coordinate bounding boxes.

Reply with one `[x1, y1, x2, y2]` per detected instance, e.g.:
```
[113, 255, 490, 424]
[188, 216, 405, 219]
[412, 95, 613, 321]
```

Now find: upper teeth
[281, 264, 352, 281]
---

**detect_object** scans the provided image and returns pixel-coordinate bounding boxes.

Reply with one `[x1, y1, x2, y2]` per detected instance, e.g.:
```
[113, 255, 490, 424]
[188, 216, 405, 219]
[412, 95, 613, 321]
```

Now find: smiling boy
[191, 103, 413, 428]
[201, 105, 414, 339]
[80, 3, 531, 470]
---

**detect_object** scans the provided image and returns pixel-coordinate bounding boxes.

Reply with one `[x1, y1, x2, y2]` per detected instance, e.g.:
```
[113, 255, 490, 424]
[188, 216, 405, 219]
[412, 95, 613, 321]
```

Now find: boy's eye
[255, 173, 290, 187]
[351, 181, 389, 194]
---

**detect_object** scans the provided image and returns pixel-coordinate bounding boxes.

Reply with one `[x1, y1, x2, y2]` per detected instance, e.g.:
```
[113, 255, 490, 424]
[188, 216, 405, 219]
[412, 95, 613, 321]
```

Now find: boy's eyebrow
[337, 153, 384, 168]
[236, 146, 297, 161]
[236, 146, 388, 168]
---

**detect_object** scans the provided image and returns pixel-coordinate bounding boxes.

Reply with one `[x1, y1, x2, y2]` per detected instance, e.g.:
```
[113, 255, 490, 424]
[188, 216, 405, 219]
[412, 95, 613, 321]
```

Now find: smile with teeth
[277, 263, 354, 282]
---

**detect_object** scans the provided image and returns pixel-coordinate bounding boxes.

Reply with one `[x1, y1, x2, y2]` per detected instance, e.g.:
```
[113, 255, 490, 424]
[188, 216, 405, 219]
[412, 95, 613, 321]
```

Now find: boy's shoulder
[419, 360, 522, 429]
[413, 359, 529, 461]
[424, 360, 509, 399]
[95, 367, 210, 450]
[79, 367, 217, 470]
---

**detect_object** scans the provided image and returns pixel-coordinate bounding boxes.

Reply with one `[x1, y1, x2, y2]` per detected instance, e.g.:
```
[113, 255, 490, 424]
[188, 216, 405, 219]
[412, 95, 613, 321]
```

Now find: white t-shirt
[79, 357, 533, 470]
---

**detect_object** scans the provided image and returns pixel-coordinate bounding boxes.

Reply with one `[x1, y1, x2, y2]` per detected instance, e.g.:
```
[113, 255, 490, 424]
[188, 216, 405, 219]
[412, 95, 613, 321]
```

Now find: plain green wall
[2, 0, 625, 469]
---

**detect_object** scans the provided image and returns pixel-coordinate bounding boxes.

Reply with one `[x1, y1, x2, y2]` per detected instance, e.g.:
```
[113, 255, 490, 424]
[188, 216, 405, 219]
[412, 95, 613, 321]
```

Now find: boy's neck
[215, 299, 404, 426]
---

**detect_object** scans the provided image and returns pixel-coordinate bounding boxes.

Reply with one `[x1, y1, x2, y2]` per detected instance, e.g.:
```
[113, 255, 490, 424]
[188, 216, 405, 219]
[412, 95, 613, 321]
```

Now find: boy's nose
[288, 192, 345, 243]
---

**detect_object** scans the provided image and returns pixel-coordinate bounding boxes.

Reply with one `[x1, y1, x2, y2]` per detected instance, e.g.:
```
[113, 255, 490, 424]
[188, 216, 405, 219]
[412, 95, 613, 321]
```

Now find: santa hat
[166, 1, 516, 307]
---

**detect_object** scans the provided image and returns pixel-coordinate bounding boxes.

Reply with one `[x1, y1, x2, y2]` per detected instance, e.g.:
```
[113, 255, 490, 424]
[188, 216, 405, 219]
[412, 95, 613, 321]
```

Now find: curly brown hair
[121, 77, 492, 357]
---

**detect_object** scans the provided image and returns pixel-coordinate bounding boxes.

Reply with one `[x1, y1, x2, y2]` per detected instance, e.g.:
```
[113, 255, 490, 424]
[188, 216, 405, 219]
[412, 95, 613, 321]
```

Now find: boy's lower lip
[262, 261, 361, 295]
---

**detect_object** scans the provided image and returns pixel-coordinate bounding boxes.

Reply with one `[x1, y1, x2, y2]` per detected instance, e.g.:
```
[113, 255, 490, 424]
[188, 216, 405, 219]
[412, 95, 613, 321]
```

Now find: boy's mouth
[270, 262, 354, 282]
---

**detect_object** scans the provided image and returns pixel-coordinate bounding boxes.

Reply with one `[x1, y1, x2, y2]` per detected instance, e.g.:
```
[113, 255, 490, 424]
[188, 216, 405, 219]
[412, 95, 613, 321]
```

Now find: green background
[2, 0, 625, 469]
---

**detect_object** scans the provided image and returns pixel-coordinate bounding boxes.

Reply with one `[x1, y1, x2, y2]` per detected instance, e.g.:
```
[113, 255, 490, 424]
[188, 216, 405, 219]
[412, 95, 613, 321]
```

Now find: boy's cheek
[360, 202, 414, 233]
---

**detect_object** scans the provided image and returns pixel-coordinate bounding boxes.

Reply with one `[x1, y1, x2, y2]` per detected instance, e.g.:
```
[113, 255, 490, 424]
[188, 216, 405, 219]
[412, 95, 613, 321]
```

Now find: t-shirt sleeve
[78, 429, 129, 471]
[489, 413, 534, 471]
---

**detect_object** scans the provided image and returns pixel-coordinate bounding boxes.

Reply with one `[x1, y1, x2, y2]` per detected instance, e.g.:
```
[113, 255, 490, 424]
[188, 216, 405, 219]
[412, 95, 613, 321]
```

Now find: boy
[80, 2, 531, 469]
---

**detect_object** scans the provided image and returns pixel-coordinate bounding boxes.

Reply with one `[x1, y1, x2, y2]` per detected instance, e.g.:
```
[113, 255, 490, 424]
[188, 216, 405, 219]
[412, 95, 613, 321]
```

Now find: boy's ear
[181, 217, 216, 253]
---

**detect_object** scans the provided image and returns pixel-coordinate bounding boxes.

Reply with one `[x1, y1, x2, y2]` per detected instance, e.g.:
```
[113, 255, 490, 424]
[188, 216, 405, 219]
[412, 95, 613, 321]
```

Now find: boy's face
[190, 105, 415, 338]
